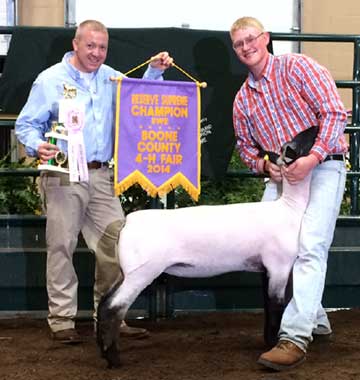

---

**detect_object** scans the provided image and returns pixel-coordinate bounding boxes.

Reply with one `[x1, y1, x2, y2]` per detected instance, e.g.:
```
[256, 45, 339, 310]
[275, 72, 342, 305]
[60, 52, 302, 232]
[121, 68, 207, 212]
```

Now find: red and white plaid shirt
[233, 53, 348, 173]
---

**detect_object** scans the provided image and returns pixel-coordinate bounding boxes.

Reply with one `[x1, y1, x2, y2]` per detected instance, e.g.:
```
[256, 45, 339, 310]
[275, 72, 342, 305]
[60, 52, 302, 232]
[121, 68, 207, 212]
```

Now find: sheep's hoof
[103, 342, 121, 368]
[97, 317, 122, 368]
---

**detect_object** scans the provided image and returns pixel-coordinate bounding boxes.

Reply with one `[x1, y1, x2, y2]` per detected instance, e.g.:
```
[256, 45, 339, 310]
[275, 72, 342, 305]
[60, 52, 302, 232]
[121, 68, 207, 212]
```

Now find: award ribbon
[59, 97, 88, 182]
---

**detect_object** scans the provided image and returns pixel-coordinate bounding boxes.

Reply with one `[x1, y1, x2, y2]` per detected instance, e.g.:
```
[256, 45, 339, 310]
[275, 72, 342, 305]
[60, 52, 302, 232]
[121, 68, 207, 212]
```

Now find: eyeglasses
[232, 32, 264, 50]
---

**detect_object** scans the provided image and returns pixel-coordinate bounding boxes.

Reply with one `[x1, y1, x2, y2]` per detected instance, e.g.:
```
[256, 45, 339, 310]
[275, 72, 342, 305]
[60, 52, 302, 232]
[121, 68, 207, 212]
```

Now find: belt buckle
[88, 161, 108, 169]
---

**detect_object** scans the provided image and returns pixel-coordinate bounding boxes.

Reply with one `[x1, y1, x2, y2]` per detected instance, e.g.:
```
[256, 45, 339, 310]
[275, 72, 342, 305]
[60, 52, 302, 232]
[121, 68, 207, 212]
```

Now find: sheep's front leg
[262, 271, 293, 347]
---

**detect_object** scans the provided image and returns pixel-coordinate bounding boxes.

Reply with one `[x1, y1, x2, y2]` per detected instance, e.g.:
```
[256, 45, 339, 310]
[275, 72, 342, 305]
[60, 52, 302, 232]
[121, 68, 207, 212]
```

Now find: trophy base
[44, 131, 68, 141]
[38, 164, 69, 174]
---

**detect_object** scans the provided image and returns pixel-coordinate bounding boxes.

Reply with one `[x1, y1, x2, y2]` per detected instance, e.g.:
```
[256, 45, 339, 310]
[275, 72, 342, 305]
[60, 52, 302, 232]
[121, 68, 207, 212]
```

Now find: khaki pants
[40, 167, 125, 332]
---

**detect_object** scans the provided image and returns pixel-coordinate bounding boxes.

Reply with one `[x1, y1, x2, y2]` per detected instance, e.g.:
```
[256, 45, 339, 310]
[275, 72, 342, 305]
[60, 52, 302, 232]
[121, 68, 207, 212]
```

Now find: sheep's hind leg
[96, 265, 165, 367]
[96, 279, 124, 368]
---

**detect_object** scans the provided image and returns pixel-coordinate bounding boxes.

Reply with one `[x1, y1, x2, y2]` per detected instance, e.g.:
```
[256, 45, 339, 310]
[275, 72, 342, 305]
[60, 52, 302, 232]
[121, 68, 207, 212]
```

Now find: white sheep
[96, 127, 316, 368]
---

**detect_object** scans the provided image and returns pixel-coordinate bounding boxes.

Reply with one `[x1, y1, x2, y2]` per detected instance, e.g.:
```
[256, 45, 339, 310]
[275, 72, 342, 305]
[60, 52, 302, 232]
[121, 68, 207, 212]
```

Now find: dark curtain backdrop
[0, 26, 272, 179]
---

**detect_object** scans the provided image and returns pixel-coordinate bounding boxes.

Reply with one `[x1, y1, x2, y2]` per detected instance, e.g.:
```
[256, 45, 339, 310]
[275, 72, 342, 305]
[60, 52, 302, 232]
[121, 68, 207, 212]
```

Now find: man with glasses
[230, 16, 347, 371]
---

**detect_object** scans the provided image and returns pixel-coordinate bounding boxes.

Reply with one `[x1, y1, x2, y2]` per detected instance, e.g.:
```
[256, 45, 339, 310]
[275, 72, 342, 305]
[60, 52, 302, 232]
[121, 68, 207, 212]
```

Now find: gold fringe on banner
[114, 171, 200, 201]
[114, 170, 159, 198]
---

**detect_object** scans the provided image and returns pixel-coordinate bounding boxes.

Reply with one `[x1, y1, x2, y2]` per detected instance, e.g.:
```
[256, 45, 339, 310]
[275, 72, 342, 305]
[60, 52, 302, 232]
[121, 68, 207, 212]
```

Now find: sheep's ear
[266, 151, 280, 164]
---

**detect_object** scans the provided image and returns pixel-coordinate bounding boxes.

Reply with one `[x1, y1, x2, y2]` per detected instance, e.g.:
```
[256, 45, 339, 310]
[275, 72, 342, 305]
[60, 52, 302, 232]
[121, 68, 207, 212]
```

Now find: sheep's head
[262, 126, 319, 166]
[276, 141, 299, 166]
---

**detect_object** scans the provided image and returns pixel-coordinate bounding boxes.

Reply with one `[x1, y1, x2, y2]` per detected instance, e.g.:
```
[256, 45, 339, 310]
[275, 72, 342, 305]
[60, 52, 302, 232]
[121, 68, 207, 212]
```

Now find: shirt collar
[247, 54, 274, 90]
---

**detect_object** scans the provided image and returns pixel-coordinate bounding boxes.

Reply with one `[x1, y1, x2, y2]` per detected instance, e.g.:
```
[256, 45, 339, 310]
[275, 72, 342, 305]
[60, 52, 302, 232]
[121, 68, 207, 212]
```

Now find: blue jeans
[262, 160, 346, 351]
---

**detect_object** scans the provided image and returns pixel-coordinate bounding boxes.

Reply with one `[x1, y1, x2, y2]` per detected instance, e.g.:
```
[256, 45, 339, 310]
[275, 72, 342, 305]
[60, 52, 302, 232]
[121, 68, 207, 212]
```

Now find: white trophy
[38, 84, 87, 182]
[38, 121, 69, 173]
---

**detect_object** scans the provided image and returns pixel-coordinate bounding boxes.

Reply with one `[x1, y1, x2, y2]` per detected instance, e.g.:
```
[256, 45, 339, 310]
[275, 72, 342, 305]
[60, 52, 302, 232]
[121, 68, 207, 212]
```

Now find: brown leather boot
[257, 340, 306, 371]
[119, 321, 150, 339]
[51, 328, 83, 344]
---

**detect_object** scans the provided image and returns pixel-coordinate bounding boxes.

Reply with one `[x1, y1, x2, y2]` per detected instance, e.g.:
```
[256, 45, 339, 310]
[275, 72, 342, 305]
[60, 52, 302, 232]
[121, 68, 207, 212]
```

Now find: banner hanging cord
[120, 57, 207, 88]
[123, 58, 153, 76]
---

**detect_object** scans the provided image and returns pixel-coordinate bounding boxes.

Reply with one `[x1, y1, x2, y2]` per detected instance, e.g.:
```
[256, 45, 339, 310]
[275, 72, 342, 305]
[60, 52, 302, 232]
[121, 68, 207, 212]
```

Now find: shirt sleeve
[15, 76, 53, 157]
[142, 65, 164, 80]
[289, 56, 347, 161]
[233, 94, 263, 173]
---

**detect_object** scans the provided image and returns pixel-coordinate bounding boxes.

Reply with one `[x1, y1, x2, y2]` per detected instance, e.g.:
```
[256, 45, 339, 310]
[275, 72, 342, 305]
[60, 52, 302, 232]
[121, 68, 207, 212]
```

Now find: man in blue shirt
[15, 19, 173, 344]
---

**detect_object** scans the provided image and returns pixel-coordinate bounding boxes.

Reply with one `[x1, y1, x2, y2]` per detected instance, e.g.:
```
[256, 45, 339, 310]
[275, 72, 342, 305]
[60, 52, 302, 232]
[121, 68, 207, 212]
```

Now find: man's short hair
[75, 19, 108, 39]
[230, 17, 265, 36]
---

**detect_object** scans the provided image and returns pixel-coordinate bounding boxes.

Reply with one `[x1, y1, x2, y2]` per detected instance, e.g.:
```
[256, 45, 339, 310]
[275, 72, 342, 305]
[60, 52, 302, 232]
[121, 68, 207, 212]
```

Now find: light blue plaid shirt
[15, 51, 164, 162]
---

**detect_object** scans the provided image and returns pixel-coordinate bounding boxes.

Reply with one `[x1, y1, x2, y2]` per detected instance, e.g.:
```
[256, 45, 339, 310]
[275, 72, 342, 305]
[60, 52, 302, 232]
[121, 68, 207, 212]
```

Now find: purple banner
[114, 77, 200, 200]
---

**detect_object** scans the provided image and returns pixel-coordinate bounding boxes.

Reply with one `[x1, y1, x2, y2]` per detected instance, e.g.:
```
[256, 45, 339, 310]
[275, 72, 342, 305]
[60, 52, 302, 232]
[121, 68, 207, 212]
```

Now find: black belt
[323, 154, 344, 163]
[87, 161, 108, 169]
